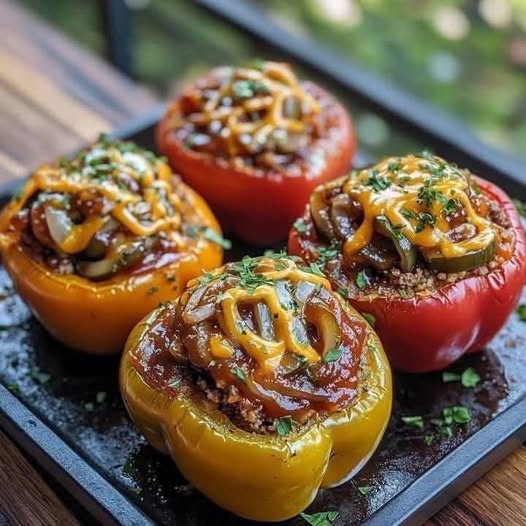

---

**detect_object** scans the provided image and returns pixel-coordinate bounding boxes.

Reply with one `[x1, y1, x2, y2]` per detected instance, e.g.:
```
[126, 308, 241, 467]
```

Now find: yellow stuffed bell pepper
[120, 255, 392, 521]
[0, 135, 223, 354]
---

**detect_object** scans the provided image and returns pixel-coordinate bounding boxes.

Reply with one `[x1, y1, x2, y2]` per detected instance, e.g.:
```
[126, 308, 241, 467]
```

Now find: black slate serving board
[0, 108, 524, 526]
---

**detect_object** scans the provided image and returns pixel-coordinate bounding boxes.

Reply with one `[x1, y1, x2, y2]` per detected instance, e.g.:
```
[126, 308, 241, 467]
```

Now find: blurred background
[20, 0, 526, 161]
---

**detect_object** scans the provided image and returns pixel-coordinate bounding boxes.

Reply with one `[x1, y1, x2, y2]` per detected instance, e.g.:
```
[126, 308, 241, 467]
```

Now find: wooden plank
[0, 430, 79, 526]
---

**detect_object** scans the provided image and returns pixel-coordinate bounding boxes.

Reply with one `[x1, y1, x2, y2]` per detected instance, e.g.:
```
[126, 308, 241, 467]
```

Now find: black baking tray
[0, 105, 525, 526]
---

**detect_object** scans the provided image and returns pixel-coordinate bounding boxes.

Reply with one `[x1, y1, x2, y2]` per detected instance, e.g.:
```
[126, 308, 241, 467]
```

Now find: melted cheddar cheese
[167, 61, 321, 157]
[342, 154, 495, 259]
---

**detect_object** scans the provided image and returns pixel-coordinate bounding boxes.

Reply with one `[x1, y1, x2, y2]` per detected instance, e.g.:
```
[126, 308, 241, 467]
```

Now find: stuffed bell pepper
[0, 136, 223, 354]
[288, 153, 526, 372]
[157, 60, 356, 245]
[120, 255, 391, 521]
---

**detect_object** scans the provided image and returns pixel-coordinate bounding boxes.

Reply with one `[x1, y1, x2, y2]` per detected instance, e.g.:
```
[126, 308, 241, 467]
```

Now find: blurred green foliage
[20, 0, 525, 161]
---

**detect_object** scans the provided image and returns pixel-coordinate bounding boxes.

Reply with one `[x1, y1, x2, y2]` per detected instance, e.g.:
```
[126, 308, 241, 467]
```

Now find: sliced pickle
[423, 235, 496, 273]
[374, 215, 417, 272]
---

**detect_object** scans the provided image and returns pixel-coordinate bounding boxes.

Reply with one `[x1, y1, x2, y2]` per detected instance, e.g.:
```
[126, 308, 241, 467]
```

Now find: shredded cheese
[342, 154, 495, 259]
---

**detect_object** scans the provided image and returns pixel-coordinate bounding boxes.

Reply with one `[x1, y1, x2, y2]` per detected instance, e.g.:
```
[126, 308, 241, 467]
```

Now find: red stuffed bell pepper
[288, 153, 526, 372]
[157, 60, 356, 246]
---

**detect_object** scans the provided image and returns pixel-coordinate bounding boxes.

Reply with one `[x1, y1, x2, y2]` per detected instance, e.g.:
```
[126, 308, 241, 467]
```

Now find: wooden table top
[0, 1, 524, 525]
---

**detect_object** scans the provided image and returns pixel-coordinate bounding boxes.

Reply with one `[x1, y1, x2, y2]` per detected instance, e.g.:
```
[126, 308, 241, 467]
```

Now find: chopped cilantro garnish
[232, 367, 247, 383]
[400, 208, 417, 220]
[461, 367, 481, 388]
[275, 416, 295, 436]
[517, 304, 526, 322]
[355, 270, 368, 290]
[442, 371, 461, 383]
[324, 348, 342, 363]
[232, 79, 269, 100]
[357, 485, 372, 496]
[512, 199, 526, 217]
[294, 218, 308, 234]
[306, 262, 325, 277]
[300, 511, 339, 526]
[401, 415, 424, 429]
[443, 198, 459, 216]
[424, 434, 434, 446]
[202, 227, 232, 249]
[363, 170, 391, 191]
[337, 287, 349, 298]
[362, 312, 376, 327]
[442, 405, 471, 425]
[415, 212, 436, 233]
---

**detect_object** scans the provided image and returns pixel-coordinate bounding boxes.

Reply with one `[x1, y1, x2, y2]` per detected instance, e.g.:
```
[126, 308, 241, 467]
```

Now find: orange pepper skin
[120, 303, 392, 522]
[0, 189, 223, 355]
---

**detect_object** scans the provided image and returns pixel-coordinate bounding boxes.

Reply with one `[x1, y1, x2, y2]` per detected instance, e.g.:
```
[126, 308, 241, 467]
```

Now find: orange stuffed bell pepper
[0, 135, 224, 354]
[120, 255, 392, 522]
[157, 60, 356, 246]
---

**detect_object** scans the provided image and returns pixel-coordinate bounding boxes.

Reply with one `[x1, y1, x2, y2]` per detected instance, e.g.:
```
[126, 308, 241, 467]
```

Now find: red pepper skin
[157, 82, 356, 246]
[288, 176, 526, 373]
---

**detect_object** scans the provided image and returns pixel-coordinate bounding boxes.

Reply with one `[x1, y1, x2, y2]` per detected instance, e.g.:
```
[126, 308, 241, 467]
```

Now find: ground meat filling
[160, 256, 368, 435]
[4, 137, 213, 281]
[165, 61, 347, 176]
[294, 153, 515, 299]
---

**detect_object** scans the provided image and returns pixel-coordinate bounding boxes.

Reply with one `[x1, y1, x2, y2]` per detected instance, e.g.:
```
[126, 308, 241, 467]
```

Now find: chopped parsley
[362, 312, 376, 327]
[424, 434, 434, 446]
[232, 79, 269, 100]
[512, 199, 526, 217]
[316, 241, 340, 265]
[443, 198, 459, 216]
[460, 367, 481, 388]
[357, 485, 372, 497]
[232, 366, 247, 383]
[294, 218, 308, 234]
[398, 288, 409, 299]
[306, 262, 325, 277]
[202, 227, 232, 249]
[324, 347, 343, 363]
[337, 287, 349, 298]
[355, 270, 368, 290]
[517, 304, 526, 322]
[400, 208, 417, 221]
[363, 170, 391, 191]
[401, 415, 424, 429]
[443, 405, 471, 425]
[415, 212, 436, 233]
[300, 511, 339, 526]
[275, 416, 295, 436]
[244, 57, 266, 71]
[442, 367, 481, 388]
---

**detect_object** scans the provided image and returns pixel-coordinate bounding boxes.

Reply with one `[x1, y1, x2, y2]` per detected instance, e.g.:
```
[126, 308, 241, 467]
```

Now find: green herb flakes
[461, 367, 481, 388]
[401, 415, 424, 429]
[275, 416, 295, 437]
[324, 348, 342, 363]
[232, 367, 247, 383]
[442, 371, 461, 383]
[202, 227, 232, 249]
[517, 304, 526, 322]
[361, 312, 376, 327]
[294, 218, 308, 233]
[424, 434, 434, 446]
[357, 485, 372, 496]
[355, 270, 368, 290]
[300, 511, 339, 526]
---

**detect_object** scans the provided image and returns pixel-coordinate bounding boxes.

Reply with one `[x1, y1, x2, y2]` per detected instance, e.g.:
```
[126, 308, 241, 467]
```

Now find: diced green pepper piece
[374, 215, 417, 272]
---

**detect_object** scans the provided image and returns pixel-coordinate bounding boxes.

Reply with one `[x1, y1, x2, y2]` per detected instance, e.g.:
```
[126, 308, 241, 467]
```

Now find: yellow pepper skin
[120, 261, 392, 522]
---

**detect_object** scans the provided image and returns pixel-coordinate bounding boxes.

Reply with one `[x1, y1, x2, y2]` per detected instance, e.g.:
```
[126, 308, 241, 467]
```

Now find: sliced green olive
[423, 235, 496, 273]
[374, 215, 417, 272]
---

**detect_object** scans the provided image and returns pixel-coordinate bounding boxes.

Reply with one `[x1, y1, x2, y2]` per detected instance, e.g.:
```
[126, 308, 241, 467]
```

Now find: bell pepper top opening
[290, 153, 516, 300]
[128, 255, 373, 435]
[160, 60, 350, 176]
[0, 135, 224, 281]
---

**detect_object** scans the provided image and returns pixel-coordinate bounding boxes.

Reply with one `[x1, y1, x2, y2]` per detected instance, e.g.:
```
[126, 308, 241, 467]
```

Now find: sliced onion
[254, 302, 274, 341]
[295, 280, 316, 304]
[183, 302, 216, 324]
[275, 280, 294, 311]
[45, 206, 73, 245]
